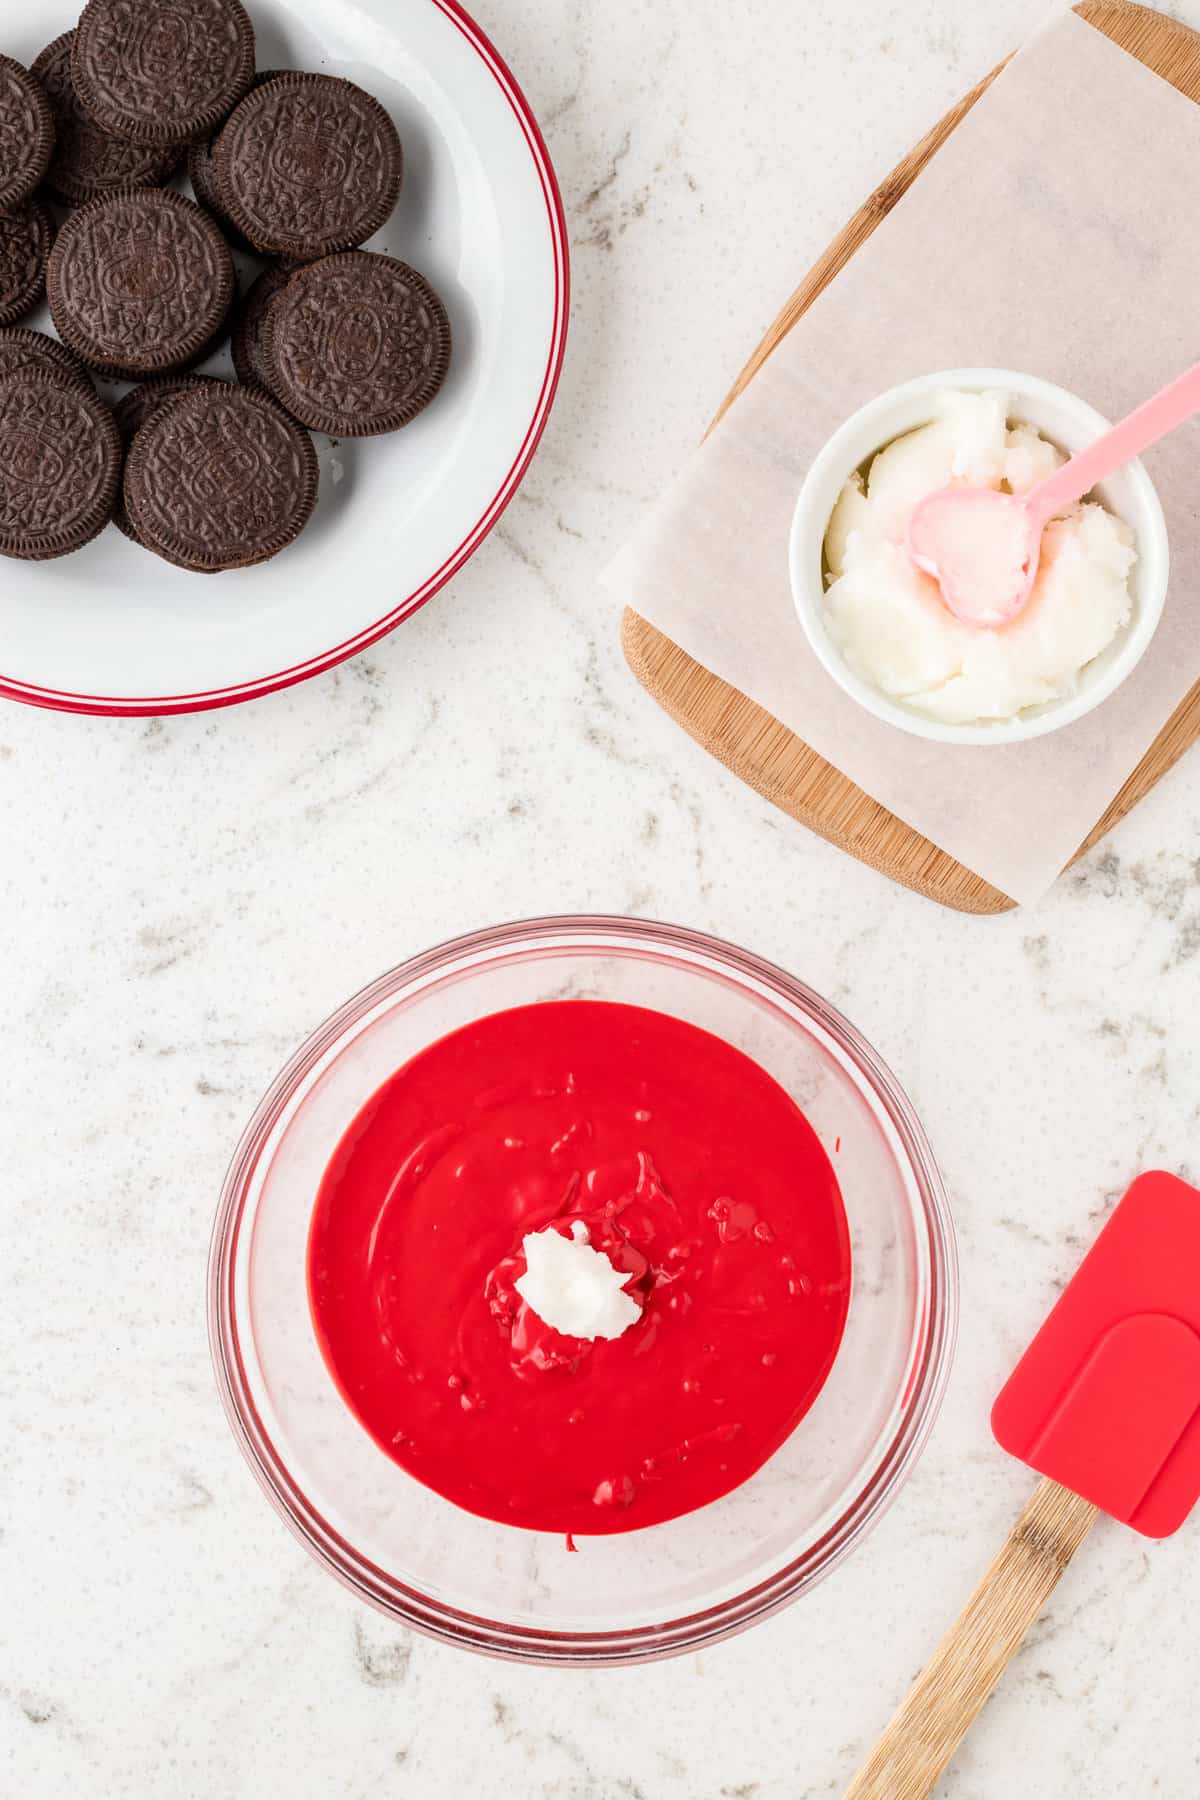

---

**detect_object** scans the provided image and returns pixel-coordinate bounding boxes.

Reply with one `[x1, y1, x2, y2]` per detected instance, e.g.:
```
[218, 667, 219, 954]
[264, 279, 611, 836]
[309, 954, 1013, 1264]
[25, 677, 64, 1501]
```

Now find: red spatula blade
[992, 1171, 1200, 1538]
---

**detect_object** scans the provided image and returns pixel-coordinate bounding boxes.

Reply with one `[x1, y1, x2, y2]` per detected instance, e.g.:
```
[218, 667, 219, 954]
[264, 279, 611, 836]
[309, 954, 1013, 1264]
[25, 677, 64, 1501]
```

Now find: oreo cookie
[263, 252, 451, 437]
[47, 189, 235, 379]
[33, 32, 183, 205]
[0, 54, 55, 213]
[113, 373, 222, 540]
[0, 328, 94, 395]
[187, 68, 283, 250]
[72, 0, 255, 147]
[123, 383, 318, 571]
[231, 263, 293, 395]
[0, 202, 53, 331]
[212, 72, 402, 260]
[0, 370, 121, 561]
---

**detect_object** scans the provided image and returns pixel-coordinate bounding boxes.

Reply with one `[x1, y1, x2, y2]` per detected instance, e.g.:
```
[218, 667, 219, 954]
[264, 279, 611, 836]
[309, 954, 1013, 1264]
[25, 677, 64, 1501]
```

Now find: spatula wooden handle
[841, 1477, 1098, 1800]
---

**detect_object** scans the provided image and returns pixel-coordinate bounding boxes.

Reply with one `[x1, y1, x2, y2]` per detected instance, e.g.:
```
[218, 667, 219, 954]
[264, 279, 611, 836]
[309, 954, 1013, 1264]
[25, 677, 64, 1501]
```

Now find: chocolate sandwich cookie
[0, 202, 53, 331]
[0, 370, 120, 560]
[0, 54, 55, 213]
[123, 384, 318, 571]
[0, 328, 94, 395]
[231, 263, 294, 395]
[113, 373, 222, 540]
[187, 68, 283, 250]
[263, 252, 451, 438]
[33, 32, 183, 205]
[72, 0, 255, 147]
[47, 189, 235, 379]
[212, 72, 402, 260]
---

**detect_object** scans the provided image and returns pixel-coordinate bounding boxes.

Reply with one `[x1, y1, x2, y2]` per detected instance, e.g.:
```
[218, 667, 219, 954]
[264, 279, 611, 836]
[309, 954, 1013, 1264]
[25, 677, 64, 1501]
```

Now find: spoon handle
[1029, 359, 1200, 523]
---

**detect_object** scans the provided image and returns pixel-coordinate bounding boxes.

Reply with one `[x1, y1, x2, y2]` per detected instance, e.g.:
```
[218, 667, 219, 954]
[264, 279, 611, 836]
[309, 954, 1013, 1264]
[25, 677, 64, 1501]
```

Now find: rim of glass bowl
[208, 915, 958, 1667]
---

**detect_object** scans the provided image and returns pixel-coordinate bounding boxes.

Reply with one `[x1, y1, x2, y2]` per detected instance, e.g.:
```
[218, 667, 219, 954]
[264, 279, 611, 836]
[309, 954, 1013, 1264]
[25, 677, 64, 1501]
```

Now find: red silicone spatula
[842, 1171, 1200, 1800]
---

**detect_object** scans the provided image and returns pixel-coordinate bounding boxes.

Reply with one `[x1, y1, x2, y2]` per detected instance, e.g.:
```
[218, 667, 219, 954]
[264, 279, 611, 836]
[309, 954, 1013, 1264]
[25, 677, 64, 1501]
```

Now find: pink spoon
[907, 360, 1200, 627]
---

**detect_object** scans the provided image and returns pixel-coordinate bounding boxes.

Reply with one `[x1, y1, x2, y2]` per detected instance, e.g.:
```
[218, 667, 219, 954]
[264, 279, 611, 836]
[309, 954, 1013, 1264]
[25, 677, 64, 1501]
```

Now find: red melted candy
[307, 1001, 852, 1536]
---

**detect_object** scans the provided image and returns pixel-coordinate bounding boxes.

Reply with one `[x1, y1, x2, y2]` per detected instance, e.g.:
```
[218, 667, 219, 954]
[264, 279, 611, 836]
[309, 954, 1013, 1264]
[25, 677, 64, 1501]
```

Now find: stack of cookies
[0, 0, 452, 570]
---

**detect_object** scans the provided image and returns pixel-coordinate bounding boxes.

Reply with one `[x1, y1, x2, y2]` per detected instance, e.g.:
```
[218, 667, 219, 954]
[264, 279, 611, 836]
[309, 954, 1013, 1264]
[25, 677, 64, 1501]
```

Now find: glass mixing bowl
[209, 916, 956, 1665]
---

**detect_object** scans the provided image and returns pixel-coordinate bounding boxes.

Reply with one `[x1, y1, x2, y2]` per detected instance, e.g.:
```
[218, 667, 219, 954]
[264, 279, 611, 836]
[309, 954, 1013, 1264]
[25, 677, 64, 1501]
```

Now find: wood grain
[840, 1478, 1099, 1799]
[622, 1, 1200, 914]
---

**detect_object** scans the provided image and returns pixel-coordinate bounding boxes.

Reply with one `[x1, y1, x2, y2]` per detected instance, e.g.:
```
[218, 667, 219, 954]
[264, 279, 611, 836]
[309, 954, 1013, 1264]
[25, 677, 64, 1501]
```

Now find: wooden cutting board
[622, 0, 1200, 915]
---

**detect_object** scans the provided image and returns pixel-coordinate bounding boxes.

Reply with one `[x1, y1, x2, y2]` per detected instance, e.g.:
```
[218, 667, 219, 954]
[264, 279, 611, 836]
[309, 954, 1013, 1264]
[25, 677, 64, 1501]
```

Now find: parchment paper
[602, 10, 1200, 905]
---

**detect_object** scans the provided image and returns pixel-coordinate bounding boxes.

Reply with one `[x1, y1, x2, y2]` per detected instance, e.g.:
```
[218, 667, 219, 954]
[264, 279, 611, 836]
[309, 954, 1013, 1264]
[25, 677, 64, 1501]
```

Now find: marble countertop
[4, 0, 1199, 1794]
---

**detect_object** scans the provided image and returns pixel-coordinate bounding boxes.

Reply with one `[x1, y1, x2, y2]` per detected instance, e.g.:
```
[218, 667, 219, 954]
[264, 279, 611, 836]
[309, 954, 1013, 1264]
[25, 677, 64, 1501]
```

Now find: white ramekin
[788, 368, 1169, 745]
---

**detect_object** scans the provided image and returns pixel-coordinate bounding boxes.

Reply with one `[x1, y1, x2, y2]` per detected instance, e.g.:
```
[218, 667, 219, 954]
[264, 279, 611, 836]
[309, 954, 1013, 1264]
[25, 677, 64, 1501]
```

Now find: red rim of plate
[2, 0, 570, 718]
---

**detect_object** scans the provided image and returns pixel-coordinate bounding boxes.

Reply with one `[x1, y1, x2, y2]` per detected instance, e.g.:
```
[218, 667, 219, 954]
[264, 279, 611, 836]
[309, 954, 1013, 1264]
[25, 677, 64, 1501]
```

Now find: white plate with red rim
[0, 0, 568, 715]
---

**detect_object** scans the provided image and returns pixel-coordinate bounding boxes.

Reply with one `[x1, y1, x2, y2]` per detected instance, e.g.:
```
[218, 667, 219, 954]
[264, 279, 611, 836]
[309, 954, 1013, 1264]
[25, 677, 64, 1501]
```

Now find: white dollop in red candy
[515, 1219, 643, 1341]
